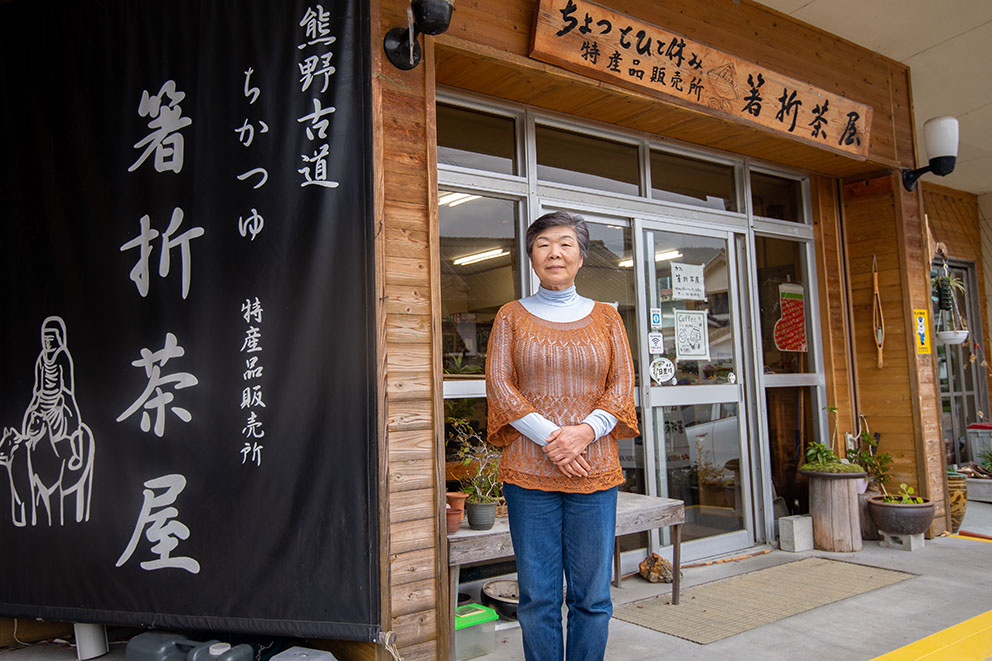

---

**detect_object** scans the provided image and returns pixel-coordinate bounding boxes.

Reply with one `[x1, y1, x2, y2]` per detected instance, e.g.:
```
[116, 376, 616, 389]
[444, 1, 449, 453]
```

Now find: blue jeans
[503, 483, 618, 661]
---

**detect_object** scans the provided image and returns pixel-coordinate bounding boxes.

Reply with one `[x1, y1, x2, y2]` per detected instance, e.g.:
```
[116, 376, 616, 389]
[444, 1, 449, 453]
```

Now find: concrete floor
[476, 501, 992, 661]
[2, 503, 991, 661]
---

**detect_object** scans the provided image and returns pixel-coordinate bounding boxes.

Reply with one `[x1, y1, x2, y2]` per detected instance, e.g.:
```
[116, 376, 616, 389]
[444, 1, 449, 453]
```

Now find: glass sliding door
[636, 221, 752, 558]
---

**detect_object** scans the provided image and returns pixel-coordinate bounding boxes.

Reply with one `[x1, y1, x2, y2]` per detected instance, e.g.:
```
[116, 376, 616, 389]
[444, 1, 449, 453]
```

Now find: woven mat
[612, 557, 913, 644]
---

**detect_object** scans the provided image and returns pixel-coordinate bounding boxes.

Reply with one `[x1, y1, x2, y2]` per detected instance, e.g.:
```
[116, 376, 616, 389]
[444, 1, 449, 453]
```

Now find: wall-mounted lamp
[902, 116, 959, 191]
[383, 0, 454, 71]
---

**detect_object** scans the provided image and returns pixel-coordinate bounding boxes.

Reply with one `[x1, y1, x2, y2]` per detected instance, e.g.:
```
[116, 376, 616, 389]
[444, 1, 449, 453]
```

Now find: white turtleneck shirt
[509, 285, 619, 446]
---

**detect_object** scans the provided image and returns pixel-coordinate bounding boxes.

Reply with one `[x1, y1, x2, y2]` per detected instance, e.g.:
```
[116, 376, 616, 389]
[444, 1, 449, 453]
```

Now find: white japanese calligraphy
[242, 410, 265, 439]
[129, 81, 192, 174]
[237, 167, 268, 189]
[243, 356, 263, 381]
[116, 474, 200, 574]
[235, 119, 269, 147]
[120, 207, 204, 300]
[240, 326, 263, 353]
[297, 97, 336, 140]
[298, 5, 336, 50]
[117, 333, 198, 438]
[299, 52, 335, 93]
[241, 297, 263, 324]
[241, 441, 263, 466]
[298, 144, 339, 189]
[240, 385, 266, 409]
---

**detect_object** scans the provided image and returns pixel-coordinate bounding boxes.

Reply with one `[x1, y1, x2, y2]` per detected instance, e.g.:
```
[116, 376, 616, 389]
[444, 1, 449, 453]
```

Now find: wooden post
[804, 472, 864, 552]
[857, 491, 880, 540]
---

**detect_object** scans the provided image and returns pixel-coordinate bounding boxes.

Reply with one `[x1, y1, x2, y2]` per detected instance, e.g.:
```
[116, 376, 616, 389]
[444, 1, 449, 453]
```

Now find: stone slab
[779, 515, 813, 552]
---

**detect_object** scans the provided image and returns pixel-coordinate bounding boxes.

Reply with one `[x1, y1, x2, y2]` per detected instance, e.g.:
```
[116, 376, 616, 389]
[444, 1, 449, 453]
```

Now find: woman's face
[530, 226, 583, 291]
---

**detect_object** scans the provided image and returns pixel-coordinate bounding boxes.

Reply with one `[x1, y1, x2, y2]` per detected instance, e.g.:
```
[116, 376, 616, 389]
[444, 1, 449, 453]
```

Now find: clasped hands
[542, 423, 595, 477]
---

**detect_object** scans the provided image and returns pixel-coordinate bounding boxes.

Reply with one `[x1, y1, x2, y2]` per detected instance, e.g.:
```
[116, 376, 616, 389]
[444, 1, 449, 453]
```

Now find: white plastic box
[454, 603, 498, 661]
[966, 424, 992, 464]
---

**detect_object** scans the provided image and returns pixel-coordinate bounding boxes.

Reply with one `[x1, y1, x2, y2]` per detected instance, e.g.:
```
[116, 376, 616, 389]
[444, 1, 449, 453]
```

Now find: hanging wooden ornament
[872, 255, 885, 368]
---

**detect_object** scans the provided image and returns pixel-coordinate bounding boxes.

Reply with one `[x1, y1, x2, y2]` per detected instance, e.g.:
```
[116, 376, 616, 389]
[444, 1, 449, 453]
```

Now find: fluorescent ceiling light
[447, 194, 481, 207]
[618, 250, 682, 268]
[453, 248, 509, 266]
[439, 192, 470, 205]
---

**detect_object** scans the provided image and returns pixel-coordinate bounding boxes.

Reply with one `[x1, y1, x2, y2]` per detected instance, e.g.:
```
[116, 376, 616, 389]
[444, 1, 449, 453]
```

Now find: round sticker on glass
[728, 371, 737, 384]
[650, 357, 675, 385]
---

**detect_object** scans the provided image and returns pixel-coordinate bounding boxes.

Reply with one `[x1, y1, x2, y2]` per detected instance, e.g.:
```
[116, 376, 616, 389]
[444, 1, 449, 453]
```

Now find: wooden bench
[446, 491, 684, 632]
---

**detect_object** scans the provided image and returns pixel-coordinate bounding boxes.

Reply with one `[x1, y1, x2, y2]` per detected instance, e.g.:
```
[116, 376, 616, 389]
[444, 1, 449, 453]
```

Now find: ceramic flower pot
[446, 507, 463, 534]
[466, 501, 497, 530]
[947, 473, 968, 534]
[936, 329, 969, 345]
[446, 491, 469, 515]
[866, 495, 935, 535]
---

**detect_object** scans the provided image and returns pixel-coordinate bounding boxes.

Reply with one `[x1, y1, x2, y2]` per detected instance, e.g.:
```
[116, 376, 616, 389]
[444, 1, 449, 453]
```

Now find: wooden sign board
[531, 0, 873, 159]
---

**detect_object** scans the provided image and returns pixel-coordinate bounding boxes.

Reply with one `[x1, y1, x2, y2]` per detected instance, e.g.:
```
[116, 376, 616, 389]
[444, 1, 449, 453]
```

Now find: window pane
[650, 150, 737, 212]
[751, 171, 803, 222]
[437, 104, 516, 175]
[655, 403, 743, 541]
[765, 387, 816, 516]
[440, 192, 520, 376]
[643, 230, 735, 385]
[755, 236, 812, 373]
[536, 125, 639, 195]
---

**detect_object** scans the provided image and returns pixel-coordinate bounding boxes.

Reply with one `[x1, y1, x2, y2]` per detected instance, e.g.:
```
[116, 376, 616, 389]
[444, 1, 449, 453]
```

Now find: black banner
[0, 0, 378, 641]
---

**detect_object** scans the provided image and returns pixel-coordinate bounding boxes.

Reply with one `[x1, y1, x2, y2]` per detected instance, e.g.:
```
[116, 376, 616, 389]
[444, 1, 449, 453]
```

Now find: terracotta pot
[866, 495, 935, 535]
[446, 491, 469, 514]
[446, 507, 462, 534]
[947, 473, 968, 534]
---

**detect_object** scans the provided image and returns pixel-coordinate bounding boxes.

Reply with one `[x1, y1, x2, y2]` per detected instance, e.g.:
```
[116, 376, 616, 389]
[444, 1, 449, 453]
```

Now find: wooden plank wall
[921, 183, 991, 402]
[435, 0, 916, 176]
[982, 195, 992, 375]
[812, 176, 856, 438]
[842, 174, 948, 535]
[324, 2, 446, 660]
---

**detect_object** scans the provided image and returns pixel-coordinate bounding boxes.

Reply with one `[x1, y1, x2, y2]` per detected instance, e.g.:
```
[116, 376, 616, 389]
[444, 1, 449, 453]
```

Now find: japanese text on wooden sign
[531, 0, 873, 158]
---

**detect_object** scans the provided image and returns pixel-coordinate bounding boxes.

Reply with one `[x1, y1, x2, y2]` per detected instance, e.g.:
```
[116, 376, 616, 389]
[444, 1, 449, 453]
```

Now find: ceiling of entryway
[753, 0, 992, 195]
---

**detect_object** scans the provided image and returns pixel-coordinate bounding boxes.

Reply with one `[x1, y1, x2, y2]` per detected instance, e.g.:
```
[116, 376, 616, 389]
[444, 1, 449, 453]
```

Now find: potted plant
[451, 418, 502, 530]
[845, 421, 894, 493]
[798, 409, 866, 552]
[866, 483, 936, 536]
[933, 270, 969, 345]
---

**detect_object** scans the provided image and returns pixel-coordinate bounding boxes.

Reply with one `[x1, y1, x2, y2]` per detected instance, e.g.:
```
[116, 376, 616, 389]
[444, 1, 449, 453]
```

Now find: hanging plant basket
[936, 329, 969, 345]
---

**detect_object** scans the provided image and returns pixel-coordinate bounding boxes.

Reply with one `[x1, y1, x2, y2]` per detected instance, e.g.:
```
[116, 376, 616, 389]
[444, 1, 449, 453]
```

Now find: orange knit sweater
[485, 300, 639, 493]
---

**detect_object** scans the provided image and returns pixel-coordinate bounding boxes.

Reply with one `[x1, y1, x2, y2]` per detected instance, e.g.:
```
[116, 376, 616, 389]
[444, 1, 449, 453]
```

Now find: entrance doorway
[634, 222, 752, 558]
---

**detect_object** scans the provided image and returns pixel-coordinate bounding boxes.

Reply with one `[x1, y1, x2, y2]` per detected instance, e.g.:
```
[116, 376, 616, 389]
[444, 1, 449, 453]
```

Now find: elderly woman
[486, 211, 638, 661]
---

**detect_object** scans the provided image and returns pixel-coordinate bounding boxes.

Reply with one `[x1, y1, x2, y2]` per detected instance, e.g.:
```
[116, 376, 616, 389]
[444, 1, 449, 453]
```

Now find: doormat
[612, 557, 913, 644]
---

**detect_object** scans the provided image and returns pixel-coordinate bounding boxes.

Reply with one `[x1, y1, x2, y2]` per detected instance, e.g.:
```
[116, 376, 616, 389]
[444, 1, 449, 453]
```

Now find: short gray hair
[525, 211, 590, 258]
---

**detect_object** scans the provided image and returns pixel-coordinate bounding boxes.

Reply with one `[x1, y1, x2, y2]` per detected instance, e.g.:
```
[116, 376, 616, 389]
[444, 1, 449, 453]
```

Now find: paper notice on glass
[672, 262, 705, 300]
[674, 309, 710, 361]
[648, 331, 665, 354]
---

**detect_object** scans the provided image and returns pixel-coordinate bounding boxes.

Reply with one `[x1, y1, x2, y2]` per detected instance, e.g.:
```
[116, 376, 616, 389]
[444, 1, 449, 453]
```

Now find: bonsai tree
[451, 418, 502, 504]
[845, 425, 893, 490]
[802, 407, 864, 474]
